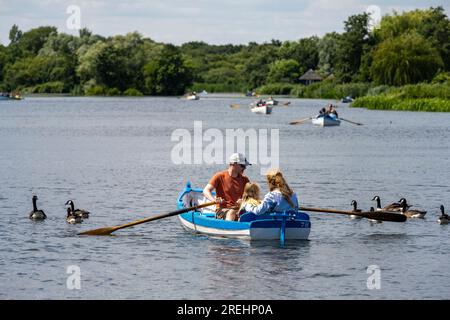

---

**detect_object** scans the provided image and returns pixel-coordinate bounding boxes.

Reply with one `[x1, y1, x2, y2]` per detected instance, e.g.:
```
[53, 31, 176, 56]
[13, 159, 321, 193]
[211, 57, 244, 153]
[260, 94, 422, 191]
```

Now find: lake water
[0, 96, 449, 299]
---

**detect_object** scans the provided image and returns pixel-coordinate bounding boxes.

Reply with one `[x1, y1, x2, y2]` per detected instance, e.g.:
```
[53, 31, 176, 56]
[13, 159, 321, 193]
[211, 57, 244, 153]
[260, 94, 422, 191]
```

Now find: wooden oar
[340, 118, 363, 126]
[78, 201, 216, 236]
[283, 101, 291, 106]
[300, 206, 406, 222]
[289, 117, 311, 125]
[230, 104, 240, 109]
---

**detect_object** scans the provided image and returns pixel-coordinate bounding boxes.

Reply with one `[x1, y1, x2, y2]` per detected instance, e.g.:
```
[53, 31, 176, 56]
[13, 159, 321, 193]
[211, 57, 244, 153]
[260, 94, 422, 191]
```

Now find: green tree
[335, 13, 372, 82]
[371, 32, 443, 85]
[318, 32, 340, 75]
[279, 37, 319, 75]
[267, 59, 300, 83]
[9, 24, 22, 45]
[143, 44, 193, 95]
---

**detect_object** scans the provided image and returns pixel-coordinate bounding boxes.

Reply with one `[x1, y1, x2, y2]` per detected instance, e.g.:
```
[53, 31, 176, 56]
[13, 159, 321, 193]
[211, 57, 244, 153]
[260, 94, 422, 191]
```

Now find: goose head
[371, 196, 381, 209]
[351, 200, 358, 211]
[65, 200, 75, 211]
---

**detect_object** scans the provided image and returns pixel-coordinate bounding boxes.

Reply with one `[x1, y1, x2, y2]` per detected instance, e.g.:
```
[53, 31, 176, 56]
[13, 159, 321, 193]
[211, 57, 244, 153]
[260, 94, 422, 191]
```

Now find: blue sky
[0, 0, 448, 45]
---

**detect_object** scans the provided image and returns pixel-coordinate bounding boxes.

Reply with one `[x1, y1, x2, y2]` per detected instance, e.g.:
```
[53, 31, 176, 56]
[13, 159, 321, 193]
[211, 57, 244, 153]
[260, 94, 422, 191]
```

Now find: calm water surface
[0, 96, 449, 299]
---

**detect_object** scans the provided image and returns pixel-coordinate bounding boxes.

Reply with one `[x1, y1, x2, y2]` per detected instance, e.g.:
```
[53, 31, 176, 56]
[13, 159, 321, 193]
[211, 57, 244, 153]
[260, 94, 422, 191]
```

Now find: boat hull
[179, 212, 310, 240]
[251, 105, 272, 114]
[177, 186, 310, 241]
[312, 115, 340, 126]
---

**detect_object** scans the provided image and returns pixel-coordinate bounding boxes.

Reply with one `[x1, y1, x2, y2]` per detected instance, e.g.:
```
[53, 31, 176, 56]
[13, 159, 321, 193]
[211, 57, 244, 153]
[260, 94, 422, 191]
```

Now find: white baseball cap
[229, 153, 251, 166]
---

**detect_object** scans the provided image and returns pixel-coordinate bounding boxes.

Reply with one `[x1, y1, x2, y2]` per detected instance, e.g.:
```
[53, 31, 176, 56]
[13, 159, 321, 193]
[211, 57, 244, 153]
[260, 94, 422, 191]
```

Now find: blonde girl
[247, 169, 299, 215]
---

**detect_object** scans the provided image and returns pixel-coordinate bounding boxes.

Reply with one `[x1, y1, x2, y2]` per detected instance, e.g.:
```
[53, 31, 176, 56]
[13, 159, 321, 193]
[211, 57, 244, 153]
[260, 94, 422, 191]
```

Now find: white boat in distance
[251, 104, 273, 114]
[186, 94, 199, 100]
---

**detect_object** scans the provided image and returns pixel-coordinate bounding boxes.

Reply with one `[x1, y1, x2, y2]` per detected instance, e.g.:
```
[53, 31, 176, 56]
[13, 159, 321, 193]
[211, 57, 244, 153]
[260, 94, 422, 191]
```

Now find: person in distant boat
[203, 153, 251, 221]
[245, 169, 298, 215]
[237, 182, 262, 220]
[318, 107, 326, 116]
[327, 104, 338, 118]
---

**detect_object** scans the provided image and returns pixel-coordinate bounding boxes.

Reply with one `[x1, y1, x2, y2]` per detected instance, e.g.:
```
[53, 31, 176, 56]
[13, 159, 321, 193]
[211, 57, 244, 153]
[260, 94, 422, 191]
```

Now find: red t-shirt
[209, 170, 250, 208]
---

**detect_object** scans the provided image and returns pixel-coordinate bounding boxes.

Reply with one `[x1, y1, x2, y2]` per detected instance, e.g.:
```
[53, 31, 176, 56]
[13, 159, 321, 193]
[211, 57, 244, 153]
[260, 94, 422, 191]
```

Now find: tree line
[0, 6, 448, 96]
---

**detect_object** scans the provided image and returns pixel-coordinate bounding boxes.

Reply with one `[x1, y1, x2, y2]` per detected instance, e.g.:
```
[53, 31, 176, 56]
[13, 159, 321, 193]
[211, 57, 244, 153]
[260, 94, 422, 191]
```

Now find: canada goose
[372, 196, 410, 212]
[437, 205, 449, 225]
[400, 199, 426, 219]
[350, 200, 362, 219]
[66, 207, 82, 224]
[371, 196, 383, 210]
[383, 197, 411, 212]
[29, 195, 47, 220]
[368, 206, 382, 224]
[65, 200, 90, 219]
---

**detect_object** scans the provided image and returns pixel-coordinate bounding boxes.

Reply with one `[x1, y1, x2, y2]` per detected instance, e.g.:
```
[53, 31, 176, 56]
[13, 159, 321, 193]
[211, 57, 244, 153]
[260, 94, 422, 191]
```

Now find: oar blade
[78, 227, 116, 236]
[362, 211, 407, 222]
[289, 117, 311, 125]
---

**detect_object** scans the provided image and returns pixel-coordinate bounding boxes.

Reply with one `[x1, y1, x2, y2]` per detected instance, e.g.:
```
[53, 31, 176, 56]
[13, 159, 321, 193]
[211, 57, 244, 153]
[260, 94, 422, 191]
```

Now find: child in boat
[237, 182, 262, 220]
[246, 169, 298, 215]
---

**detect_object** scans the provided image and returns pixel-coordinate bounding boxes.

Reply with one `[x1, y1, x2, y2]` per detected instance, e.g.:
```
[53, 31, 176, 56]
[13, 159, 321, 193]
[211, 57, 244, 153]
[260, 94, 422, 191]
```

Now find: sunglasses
[239, 164, 247, 170]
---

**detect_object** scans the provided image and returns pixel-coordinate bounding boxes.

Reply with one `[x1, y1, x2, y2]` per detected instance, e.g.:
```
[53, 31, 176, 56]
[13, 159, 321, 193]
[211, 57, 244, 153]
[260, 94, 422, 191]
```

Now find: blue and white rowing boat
[311, 114, 341, 126]
[177, 183, 311, 243]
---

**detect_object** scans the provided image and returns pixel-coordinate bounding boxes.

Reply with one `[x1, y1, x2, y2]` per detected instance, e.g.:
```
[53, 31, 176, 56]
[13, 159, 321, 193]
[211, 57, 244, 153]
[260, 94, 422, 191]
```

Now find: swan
[29, 195, 47, 220]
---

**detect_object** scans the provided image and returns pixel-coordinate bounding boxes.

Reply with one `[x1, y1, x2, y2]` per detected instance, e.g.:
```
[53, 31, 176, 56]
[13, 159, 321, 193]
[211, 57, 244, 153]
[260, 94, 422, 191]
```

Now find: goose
[350, 200, 363, 219]
[400, 199, 426, 219]
[29, 195, 47, 220]
[372, 196, 410, 212]
[66, 207, 82, 224]
[368, 206, 382, 224]
[65, 200, 90, 219]
[371, 196, 383, 211]
[383, 197, 411, 212]
[437, 205, 449, 225]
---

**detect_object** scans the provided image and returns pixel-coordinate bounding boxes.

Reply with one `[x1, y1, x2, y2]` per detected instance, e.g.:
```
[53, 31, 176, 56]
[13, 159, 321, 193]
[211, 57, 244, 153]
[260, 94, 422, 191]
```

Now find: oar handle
[300, 206, 356, 215]
[300, 206, 406, 222]
[113, 201, 216, 232]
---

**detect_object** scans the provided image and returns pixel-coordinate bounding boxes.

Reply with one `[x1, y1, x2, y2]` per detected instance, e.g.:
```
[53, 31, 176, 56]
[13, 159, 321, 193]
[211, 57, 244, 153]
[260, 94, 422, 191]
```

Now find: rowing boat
[311, 114, 341, 126]
[177, 183, 311, 243]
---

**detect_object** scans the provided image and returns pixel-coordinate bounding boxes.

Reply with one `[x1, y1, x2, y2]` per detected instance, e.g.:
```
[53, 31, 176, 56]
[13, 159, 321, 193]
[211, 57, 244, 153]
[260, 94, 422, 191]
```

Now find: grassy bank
[352, 82, 450, 112]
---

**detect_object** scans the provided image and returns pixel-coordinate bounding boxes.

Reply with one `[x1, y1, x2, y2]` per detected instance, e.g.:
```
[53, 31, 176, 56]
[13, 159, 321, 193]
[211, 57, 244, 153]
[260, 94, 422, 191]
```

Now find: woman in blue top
[247, 169, 298, 215]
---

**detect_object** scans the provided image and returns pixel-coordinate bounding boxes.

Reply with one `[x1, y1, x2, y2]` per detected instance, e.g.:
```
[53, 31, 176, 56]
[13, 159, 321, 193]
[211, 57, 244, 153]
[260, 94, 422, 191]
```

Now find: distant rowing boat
[177, 183, 311, 242]
[312, 114, 340, 126]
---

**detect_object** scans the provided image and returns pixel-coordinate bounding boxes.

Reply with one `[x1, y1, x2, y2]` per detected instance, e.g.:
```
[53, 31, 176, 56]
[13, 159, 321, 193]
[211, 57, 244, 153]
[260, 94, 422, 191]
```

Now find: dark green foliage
[0, 6, 449, 96]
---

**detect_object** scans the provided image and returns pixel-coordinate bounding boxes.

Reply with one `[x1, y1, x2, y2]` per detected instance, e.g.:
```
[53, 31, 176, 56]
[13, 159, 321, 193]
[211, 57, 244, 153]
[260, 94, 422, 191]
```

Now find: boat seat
[181, 191, 215, 213]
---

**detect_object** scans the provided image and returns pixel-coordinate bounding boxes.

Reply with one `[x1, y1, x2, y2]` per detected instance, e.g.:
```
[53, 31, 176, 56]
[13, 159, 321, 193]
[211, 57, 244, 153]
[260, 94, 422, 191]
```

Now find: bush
[123, 88, 143, 96]
[32, 81, 65, 93]
[106, 87, 121, 96]
[85, 85, 107, 95]
[352, 96, 450, 112]
[256, 83, 297, 95]
[292, 82, 371, 99]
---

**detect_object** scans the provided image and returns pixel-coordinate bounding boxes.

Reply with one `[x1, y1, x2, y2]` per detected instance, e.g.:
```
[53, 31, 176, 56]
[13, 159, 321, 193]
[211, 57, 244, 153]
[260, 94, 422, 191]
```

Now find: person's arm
[203, 184, 216, 202]
[248, 192, 277, 215]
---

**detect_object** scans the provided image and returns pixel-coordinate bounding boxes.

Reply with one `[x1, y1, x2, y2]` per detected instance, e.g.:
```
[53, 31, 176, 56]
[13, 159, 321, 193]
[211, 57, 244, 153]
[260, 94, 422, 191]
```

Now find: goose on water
[65, 200, 90, 219]
[350, 200, 363, 219]
[29, 195, 47, 220]
[371, 196, 411, 212]
[438, 205, 449, 225]
[66, 207, 82, 224]
[400, 199, 426, 219]
[368, 206, 382, 224]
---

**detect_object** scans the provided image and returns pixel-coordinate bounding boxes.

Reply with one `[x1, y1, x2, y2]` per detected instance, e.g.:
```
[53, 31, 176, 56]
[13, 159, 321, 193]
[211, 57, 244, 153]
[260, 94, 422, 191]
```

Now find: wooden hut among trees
[299, 69, 323, 85]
